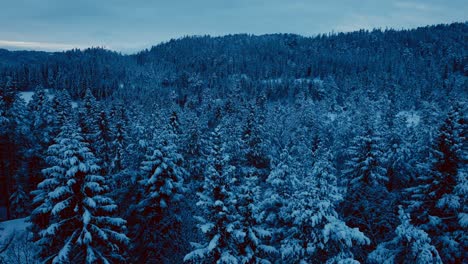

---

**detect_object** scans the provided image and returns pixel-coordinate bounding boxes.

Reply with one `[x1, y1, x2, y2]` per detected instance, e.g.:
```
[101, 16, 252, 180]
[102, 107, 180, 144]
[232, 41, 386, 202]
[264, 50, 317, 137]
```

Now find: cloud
[0, 40, 85, 51]
[394, 1, 435, 11]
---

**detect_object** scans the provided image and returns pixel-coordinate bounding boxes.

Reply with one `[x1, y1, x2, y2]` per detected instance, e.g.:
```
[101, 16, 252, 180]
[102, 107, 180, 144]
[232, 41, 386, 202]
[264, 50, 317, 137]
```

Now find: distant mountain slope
[0, 22, 466, 100]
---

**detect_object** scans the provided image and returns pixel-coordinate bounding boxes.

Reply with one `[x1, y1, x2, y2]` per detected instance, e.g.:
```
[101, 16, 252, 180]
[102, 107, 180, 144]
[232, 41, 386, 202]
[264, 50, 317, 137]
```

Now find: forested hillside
[0, 22, 467, 263]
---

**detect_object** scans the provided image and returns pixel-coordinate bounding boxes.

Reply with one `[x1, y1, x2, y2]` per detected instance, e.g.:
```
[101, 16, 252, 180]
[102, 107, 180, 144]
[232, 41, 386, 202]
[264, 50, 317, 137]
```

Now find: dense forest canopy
[0, 22, 467, 263]
[1, 23, 466, 100]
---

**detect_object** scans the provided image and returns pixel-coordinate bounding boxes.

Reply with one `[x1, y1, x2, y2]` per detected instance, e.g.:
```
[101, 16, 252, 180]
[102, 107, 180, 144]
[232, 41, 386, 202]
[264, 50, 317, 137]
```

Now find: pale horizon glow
[0, 40, 87, 52]
[0, 0, 466, 53]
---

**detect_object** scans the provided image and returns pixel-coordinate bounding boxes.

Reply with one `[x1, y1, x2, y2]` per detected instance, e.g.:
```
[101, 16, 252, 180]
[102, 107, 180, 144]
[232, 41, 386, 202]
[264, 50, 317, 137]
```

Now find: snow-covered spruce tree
[30, 118, 128, 263]
[132, 125, 186, 263]
[384, 112, 420, 191]
[281, 151, 369, 263]
[407, 103, 467, 263]
[78, 88, 100, 146]
[26, 88, 57, 207]
[29, 90, 72, 244]
[10, 144, 32, 219]
[50, 89, 73, 138]
[260, 147, 298, 257]
[29, 87, 56, 149]
[240, 104, 270, 177]
[0, 78, 30, 220]
[181, 115, 206, 191]
[236, 174, 277, 264]
[184, 125, 242, 264]
[341, 125, 397, 258]
[368, 206, 442, 264]
[110, 121, 127, 175]
[9, 177, 29, 218]
[106, 102, 131, 191]
[94, 110, 113, 175]
[169, 110, 182, 136]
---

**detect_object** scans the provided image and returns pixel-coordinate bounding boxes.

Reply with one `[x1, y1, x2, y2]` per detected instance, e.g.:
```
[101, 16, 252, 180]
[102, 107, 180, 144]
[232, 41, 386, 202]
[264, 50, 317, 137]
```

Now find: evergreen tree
[110, 121, 128, 174]
[281, 151, 369, 263]
[241, 105, 270, 176]
[261, 147, 299, 256]
[78, 88, 99, 146]
[95, 110, 113, 175]
[132, 125, 186, 263]
[9, 178, 29, 218]
[169, 111, 182, 136]
[182, 115, 206, 190]
[0, 78, 29, 220]
[368, 206, 442, 264]
[385, 113, 419, 191]
[30, 119, 128, 263]
[26, 87, 56, 209]
[29, 90, 72, 244]
[29, 87, 55, 148]
[236, 175, 277, 264]
[50, 90, 73, 138]
[407, 103, 467, 262]
[341, 126, 397, 258]
[184, 125, 242, 263]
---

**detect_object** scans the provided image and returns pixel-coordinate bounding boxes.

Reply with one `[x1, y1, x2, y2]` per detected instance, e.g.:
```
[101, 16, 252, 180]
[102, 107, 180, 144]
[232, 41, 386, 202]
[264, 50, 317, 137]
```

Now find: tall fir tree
[29, 90, 72, 244]
[0, 77, 30, 220]
[78, 88, 100, 147]
[25, 87, 56, 214]
[341, 125, 398, 260]
[281, 151, 369, 263]
[240, 104, 270, 177]
[369, 206, 442, 264]
[261, 147, 299, 257]
[132, 124, 186, 263]
[235, 175, 277, 264]
[94, 110, 113, 175]
[184, 125, 242, 264]
[407, 103, 467, 263]
[30, 118, 128, 263]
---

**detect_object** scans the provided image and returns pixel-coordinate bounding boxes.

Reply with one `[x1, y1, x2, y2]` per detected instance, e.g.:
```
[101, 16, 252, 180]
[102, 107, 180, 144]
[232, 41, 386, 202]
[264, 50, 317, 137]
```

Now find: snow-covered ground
[0, 217, 29, 238]
[0, 218, 36, 264]
[397, 111, 421, 127]
[19, 90, 78, 108]
[18, 91, 35, 104]
[19, 90, 53, 104]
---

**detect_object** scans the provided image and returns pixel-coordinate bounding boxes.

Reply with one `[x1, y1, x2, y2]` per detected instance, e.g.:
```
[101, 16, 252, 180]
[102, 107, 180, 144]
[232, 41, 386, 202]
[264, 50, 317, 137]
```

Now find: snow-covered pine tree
[0, 78, 30, 220]
[169, 110, 182, 136]
[184, 125, 242, 264]
[110, 120, 128, 174]
[236, 175, 277, 264]
[94, 110, 113, 175]
[181, 115, 206, 190]
[9, 177, 29, 218]
[29, 90, 72, 244]
[29, 87, 56, 148]
[26, 87, 56, 211]
[407, 102, 467, 262]
[384, 112, 419, 191]
[341, 125, 397, 257]
[368, 206, 442, 264]
[261, 147, 298, 256]
[240, 104, 270, 176]
[281, 151, 369, 263]
[133, 124, 186, 263]
[78, 88, 99, 146]
[30, 118, 128, 263]
[50, 89, 73, 138]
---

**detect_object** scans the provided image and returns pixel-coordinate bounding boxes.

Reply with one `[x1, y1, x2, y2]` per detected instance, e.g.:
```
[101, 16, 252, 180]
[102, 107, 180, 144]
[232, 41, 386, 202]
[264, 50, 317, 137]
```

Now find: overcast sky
[0, 0, 466, 53]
